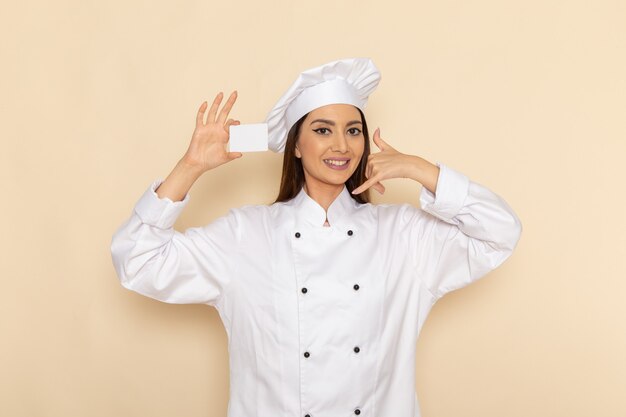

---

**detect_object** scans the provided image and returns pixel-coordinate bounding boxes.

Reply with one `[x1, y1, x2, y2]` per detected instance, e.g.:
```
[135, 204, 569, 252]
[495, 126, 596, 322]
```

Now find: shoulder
[348, 200, 423, 231]
[367, 200, 421, 222]
[226, 199, 291, 222]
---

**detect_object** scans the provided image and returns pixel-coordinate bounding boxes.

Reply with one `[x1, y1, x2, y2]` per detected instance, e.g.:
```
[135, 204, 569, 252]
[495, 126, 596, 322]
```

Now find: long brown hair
[273, 107, 371, 204]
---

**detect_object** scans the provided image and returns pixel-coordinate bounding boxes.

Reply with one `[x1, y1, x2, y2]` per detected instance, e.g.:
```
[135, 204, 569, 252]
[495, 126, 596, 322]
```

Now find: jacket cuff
[133, 179, 191, 229]
[419, 162, 470, 222]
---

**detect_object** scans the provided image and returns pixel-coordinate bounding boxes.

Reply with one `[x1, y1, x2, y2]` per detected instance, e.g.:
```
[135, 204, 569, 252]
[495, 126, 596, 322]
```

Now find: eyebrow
[309, 119, 363, 127]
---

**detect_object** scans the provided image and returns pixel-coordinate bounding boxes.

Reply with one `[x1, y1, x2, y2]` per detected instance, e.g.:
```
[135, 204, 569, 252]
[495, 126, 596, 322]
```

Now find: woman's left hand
[351, 128, 419, 195]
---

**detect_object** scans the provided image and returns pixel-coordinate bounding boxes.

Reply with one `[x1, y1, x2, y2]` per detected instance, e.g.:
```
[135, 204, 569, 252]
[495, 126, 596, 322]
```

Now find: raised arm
[110, 91, 244, 306]
[352, 128, 522, 299]
[407, 163, 522, 299]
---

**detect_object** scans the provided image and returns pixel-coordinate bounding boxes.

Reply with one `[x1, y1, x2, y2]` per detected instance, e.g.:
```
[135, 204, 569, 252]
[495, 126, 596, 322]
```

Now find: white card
[229, 123, 269, 152]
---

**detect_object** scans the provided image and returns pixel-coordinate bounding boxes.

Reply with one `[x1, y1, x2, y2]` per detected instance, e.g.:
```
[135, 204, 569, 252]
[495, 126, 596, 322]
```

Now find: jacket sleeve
[408, 162, 523, 300]
[110, 179, 240, 306]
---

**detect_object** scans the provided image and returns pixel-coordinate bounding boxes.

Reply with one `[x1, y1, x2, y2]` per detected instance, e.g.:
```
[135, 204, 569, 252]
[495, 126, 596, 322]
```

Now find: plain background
[1, 0, 624, 416]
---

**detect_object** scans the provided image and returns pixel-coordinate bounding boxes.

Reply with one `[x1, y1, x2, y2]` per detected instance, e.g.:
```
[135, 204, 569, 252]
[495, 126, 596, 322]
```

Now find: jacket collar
[288, 184, 359, 227]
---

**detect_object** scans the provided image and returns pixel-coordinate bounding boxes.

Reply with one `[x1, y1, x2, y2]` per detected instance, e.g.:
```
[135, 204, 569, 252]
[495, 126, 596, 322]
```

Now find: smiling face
[295, 103, 365, 194]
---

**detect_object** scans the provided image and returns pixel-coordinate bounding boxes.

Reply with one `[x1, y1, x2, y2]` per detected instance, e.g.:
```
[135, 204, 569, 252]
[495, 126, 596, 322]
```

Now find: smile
[323, 159, 350, 170]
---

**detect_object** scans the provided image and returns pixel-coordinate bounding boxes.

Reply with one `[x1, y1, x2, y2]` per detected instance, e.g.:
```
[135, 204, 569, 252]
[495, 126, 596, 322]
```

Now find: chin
[327, 174, 353, 186]
[307, 166, 357, 187]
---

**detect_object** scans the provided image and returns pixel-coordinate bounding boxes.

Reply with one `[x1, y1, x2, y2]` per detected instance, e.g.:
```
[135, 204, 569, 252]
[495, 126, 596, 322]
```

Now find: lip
[323, 158, 351, 170]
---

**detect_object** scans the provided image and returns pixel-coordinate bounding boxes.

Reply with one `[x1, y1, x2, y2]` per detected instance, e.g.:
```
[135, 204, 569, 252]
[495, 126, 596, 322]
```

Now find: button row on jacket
[301, 285, 359, 293]
[304, 408, 360, 417]
[294, 230, 354, 238]
[303, 346, 360, 358]
[297, 226, 358, 417]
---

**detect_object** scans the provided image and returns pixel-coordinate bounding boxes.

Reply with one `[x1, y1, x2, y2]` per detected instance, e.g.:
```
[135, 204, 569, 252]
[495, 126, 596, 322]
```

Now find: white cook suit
[110, 162, 523, 417]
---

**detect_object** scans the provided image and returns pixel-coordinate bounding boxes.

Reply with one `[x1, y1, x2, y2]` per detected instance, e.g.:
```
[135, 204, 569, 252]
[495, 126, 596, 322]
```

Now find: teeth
[324, 159, 348, 166]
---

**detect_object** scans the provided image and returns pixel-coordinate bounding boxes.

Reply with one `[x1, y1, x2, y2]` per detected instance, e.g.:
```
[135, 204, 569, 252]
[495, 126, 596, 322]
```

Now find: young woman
[111, 58, 522, 417]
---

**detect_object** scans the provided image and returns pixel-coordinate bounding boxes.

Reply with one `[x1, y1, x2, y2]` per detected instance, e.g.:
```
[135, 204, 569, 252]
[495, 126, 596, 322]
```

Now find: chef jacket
[110, 162, 522, 417]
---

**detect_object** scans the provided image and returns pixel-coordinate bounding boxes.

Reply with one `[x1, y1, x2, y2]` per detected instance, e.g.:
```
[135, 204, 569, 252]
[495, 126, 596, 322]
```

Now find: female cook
[111, 57, 523, 417]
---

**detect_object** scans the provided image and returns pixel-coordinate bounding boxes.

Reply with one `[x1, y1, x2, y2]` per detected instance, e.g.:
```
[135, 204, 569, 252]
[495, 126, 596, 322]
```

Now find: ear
[295, 146, 302, 158]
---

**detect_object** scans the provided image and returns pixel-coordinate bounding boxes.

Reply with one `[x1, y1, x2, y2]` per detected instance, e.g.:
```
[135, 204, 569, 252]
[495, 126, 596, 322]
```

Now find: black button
[305, 415, 311, 417]
[347, 230, 353, 236]
[353, 284, 360, 290]
[295, 232, 301, 238]
[301, 287, 308, 294]
[354, 409, 361, 415]
[354, 346, 360, 353]
[304, 351, 310, 358]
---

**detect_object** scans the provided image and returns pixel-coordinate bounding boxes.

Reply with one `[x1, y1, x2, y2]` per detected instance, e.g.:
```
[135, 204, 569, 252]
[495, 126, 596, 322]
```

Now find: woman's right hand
[181, 91, 242, 173]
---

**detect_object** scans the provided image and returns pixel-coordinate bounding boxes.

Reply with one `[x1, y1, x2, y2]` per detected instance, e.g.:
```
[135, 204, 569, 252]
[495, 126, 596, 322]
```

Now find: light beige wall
[1, 0, 624, 416]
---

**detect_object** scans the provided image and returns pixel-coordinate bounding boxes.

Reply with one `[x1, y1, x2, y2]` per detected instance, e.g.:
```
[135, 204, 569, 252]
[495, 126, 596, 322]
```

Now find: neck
[303, 181, 344, 212]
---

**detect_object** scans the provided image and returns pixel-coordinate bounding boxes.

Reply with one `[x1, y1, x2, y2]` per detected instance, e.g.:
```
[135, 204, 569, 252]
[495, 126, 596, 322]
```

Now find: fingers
[372, 128, 384, 151]
[354, 127, 393, 195]
[196, 101, 208, 127]
[207, 92, 224, 124]
[351, 183, 365, 195]
[373, 127, 390, 151]
[373, 182, 385, 194]
[201, 91, 238, 126]
[365, 153, 379, 179]
[227, 151, 243, 160]
[217, 91, 238, 125]
[352, 176, 383, 195]
[352, 179, 385, 195]
[224, 118, 241, 133]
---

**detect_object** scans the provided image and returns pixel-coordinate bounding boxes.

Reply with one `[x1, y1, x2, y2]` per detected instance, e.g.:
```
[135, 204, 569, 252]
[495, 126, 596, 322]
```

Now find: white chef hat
[265, 57, 381, 153]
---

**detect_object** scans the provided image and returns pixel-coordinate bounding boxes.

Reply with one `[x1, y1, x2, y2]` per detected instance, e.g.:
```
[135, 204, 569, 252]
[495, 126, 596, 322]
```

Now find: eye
[348, 127, 362, 136]
[313, 127, 331, 135]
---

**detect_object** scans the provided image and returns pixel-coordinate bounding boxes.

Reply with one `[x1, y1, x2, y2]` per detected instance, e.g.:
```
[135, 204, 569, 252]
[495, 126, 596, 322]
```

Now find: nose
[331, 131, 349, 153]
